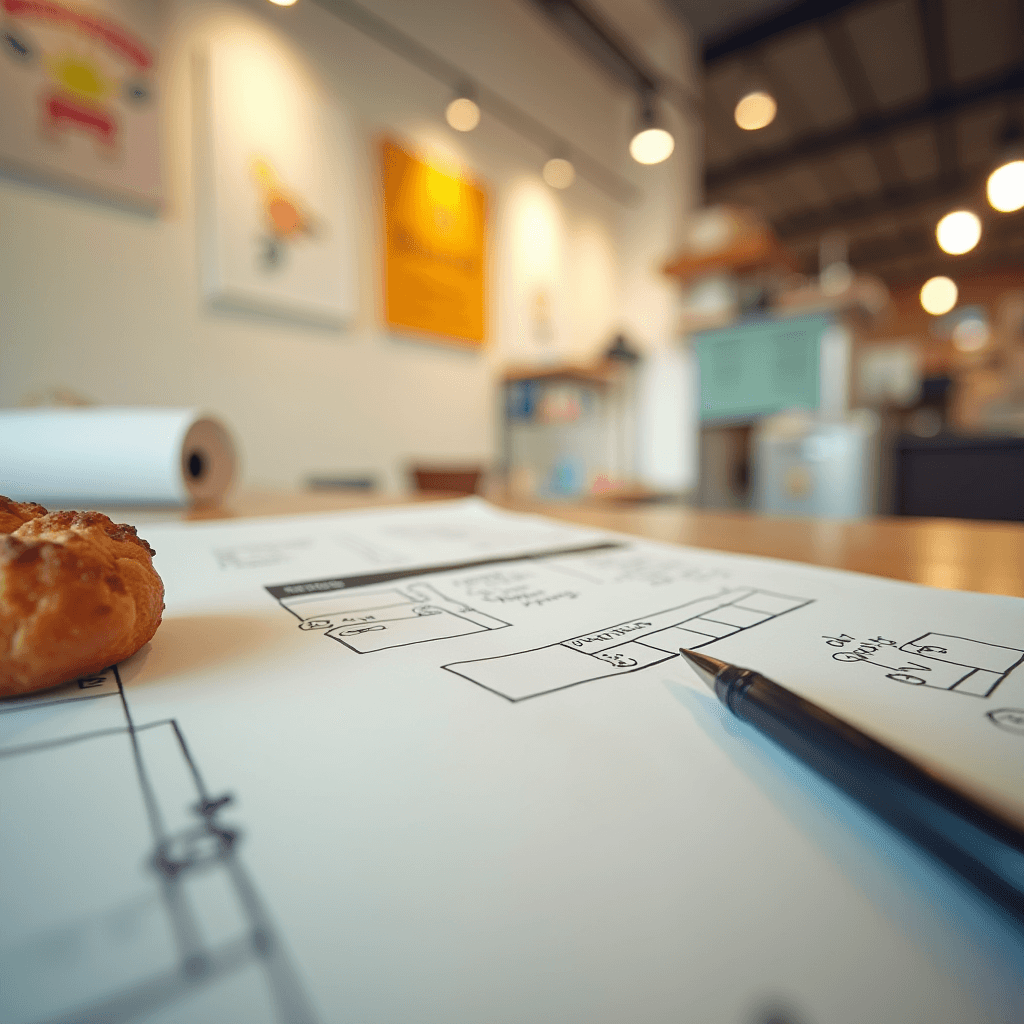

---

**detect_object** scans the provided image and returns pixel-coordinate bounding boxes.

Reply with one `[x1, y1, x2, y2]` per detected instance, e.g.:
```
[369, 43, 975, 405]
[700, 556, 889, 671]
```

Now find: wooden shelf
[663, 206, 798, 283]
[663, 226, 797, 282]
[502, 362, 619, 387]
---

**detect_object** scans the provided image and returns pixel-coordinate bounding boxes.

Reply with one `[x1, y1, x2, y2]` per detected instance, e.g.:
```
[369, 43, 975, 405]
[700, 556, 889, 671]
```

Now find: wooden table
[134, 490, 1024, 599]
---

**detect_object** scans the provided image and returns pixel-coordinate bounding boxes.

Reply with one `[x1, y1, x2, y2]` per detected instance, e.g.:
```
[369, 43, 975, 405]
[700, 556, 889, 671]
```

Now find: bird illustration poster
[194, 21, 353, 326]
[0, 0, 161, 208]
[381, 138, 487, 345]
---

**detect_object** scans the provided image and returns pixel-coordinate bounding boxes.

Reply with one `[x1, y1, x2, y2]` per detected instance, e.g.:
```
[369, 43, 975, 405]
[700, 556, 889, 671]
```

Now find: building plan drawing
[898, 633, 1024, 696]
[3, 499, 1024, 1024]
[444, 587, 811, 701]
[1, 670, 317, 1024]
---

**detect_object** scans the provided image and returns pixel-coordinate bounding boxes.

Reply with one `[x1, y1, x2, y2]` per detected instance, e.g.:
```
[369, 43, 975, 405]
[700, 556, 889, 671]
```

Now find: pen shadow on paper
[118, 613, 294, 688]
[665, 681, 1024, 1007]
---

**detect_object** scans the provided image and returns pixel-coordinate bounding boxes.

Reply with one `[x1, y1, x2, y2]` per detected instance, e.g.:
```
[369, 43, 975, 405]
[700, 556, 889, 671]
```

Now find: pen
[680, 648, 1024, 929]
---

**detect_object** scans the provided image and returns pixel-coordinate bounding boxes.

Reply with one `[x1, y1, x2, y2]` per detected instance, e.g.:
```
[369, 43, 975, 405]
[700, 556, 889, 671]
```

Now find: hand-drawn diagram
[0, 670, 318, 1024]
[988, 708, 1024, 734]
[265, 541, 618, 654]
[444, 587, 812, 702]
[825, 631, 1023, 699]
[897, 633, 1024, 697]
[274, 581, 511, 653]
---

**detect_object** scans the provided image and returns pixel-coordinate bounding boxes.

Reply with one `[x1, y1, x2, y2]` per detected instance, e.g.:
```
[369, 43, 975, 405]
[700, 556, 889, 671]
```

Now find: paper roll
[0, 408, 237, 506]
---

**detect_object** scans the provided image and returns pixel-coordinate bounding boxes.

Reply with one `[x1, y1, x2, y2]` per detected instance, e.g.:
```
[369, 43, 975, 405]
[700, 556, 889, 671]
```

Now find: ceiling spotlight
[543, 157, 575, 189]
[630, 93, 674, 165]
[920, 276, 958, 316]
[445, 92, 480, 133]
[936, 210, 981, 255]
[734, 91, 776, 131]
[268, 0, 298, 7]
[987, 160, 1024, 213]
[630, 127, 674, 164]
[987, 117, 1024, 213]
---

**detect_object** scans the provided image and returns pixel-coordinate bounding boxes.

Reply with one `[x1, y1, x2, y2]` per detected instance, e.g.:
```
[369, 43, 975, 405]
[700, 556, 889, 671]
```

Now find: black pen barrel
[716, 666, 1024, 928]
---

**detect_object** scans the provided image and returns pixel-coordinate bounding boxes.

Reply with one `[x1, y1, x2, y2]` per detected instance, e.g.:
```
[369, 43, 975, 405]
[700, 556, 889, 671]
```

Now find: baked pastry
[0, 495, 47, 534]
[0, 500, 164, 697]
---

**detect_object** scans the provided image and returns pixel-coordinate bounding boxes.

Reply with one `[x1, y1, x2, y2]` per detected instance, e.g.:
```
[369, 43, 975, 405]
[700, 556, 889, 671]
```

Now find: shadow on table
[119, 613, 291, 688]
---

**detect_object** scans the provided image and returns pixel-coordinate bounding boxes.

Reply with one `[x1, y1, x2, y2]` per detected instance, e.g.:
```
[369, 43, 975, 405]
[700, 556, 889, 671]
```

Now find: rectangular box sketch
[274, 581, 511, 653]
[0, 667, 319, 1024]
[898, 633, 1024, 697]
[265, 540, 618, 655]
[444, 587, 812, 701]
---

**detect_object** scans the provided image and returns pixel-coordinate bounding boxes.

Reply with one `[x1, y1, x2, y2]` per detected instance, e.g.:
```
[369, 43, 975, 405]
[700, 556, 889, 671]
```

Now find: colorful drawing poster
[381, 138, 487, 346]
[195, 23, 353, 326]
[0, 0, 161, 208]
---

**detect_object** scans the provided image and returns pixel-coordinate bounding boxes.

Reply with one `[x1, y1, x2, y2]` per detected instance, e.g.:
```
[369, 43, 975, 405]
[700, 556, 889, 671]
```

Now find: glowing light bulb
[446, 97, 480, 132]
[542, 157, 575, 189]
[629, 127, 674, 165]
[987, 160, 1024, 213]
[936, 210, 981, 255]
[268, 0, 298, 7]
[920, 276, 958, 316]
[734, 91, 776, 131]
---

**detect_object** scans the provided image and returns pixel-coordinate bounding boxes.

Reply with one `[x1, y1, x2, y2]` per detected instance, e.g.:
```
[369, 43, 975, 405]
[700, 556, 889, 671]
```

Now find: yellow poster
[381, 138, 487, 345]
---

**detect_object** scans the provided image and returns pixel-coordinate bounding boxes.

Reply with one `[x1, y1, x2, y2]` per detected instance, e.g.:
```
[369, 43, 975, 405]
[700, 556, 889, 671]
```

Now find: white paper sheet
[3, 499, 1023, 1024]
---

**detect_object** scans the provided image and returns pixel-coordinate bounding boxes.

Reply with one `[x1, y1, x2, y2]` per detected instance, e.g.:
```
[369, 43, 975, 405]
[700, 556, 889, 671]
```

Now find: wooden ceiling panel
[779, 164, 834, 208]
[706, 57, 754, 122]
[808, 153, 867, 203]
[728, 181, 773, 212]
[702, 124, 734, 166]
[828, 146, 883, 196]
[696, 0, 1024, 281]
[944, 0, 1020, 84]
[955, 100, 1012, 171]
[890, 125, 940, 181]
[755, 167, 815, 218]
[842, 0, 928, 108]
[766, 28, 857, 129]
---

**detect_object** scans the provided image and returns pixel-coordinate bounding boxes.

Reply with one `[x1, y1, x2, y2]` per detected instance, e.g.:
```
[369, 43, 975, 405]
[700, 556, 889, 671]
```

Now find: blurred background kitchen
[1, 0, 1022, 521]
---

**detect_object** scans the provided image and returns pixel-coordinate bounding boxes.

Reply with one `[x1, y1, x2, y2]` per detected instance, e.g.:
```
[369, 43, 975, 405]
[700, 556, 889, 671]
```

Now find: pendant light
[629, 92, 674, 166]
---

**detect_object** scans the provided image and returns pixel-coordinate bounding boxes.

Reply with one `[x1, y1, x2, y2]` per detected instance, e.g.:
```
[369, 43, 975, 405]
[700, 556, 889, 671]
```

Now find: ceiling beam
[847, 213, 1024, 272]
[703, 0, 868, 65]
[915, 0, 957, 179]
[870, 240, 1024, 280]
[705, 61, 1024, 189]
[525, 0, 657, 93]
[743, 51, 852, 203]
[820, 18, 905, 190]
[772, 172, 975, 239]
[522, 0, 700, 113]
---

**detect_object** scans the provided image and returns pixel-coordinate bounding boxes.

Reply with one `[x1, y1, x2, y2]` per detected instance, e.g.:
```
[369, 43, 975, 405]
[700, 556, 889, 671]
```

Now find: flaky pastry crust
[0, 503, 165, 697]
[0, 495, 48, 534]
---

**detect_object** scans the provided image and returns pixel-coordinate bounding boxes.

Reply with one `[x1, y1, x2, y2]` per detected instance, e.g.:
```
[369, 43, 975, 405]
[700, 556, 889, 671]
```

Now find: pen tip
[679, 648, 728, 692]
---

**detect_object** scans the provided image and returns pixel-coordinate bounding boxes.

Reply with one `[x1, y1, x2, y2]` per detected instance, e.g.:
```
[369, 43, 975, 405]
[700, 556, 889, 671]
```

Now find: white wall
[0, 0, 696, 492]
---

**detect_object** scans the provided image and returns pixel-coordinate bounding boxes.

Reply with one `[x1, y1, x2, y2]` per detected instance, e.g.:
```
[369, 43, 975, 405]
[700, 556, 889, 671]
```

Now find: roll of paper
[0, 408, 237, 506]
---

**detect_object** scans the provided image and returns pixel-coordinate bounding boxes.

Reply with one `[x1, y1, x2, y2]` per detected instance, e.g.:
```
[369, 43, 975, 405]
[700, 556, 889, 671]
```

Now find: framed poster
[194, 26, 353, 327]
[381, 137, 486, 346]
[0, 0, 161, 208]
